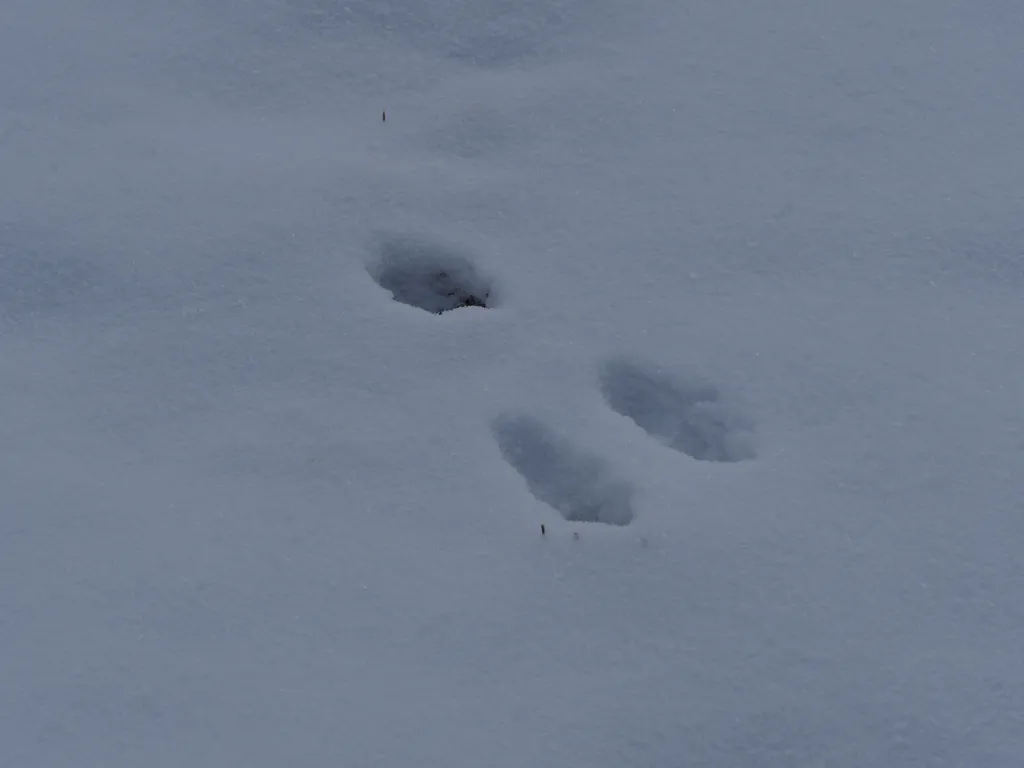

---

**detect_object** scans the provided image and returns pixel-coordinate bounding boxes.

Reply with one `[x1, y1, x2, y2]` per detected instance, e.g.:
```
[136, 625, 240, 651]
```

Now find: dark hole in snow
[370, 237, 493, 314]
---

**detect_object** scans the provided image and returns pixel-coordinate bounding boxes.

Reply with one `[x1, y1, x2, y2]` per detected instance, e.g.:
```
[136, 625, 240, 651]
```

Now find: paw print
[368, 235, 756, 531]
[495, 359, 756, 529]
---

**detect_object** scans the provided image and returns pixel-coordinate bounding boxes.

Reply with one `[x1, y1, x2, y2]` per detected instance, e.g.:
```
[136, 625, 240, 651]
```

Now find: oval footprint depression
[492, 414, 634, 527]
[599, 358, 756, 463]
[369, 236, 494, 315]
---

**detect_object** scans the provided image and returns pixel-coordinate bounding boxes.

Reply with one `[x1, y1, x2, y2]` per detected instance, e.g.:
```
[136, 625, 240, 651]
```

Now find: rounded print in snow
[493, 413, 635, 527]
[369, 235, 494, 315]
[599, 358, 756, 462]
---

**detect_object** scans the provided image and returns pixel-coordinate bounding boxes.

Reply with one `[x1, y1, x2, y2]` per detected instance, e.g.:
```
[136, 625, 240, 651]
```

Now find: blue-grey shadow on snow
[492, 413, 634, 526]
[369, 235, 493, 315]
[289, 0, 589, 69]
[599, 358, 756, 462]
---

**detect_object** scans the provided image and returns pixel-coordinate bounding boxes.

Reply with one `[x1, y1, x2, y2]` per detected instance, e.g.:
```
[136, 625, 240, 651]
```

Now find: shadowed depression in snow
[369, 237, 493, 314]
[599, 359, 756, 462]
[493, 414, 634, 526]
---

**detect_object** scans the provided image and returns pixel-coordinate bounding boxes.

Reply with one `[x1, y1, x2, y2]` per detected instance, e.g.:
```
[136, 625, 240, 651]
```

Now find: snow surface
[3, 0, 1024, 765]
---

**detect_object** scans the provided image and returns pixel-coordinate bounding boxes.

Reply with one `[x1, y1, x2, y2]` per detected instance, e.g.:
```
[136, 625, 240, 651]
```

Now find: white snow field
[3, 0, 1024, 765]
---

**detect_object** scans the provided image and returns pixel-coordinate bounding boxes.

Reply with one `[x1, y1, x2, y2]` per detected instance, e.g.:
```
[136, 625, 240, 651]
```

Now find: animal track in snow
[369, 236, 493, 314]
[492, 414, 634, 526]
[599, 359, 756, 462]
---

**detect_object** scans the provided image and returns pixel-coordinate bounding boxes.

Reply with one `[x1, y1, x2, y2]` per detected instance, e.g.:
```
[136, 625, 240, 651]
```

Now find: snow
[3, 0, 1024, 765]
